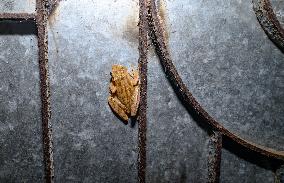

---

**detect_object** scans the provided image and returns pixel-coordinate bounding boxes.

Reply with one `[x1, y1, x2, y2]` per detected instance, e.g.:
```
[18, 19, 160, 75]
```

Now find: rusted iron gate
[0, 0, 284, 182]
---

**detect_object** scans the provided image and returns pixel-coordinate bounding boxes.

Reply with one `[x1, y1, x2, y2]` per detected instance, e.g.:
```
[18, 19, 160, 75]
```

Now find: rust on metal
[208, 131, 222, 183]
[252, 0, 284, 52]
[36, 0, 54, 182]
[156, 0, 170, 45]
[0, 13, 36, 21]
[147, 0, 284, 163]
[137, 0, 149, 182]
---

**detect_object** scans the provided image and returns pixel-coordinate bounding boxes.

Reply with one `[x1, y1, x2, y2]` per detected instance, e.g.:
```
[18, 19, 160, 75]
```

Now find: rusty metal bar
[137, 0, 149, 182]
[208, 131, 222, 183]
[148, 0, 284, 162]
[36, 0, 54, 182]
[252, 0, 284, 52]
[0, 13, 36, 21]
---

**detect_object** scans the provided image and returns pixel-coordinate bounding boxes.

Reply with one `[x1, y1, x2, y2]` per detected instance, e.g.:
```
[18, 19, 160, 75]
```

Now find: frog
[108, 64, 140, 122]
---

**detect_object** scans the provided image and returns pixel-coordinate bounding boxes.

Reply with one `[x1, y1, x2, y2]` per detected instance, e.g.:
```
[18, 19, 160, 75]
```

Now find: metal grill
[0, 0, 283, 182]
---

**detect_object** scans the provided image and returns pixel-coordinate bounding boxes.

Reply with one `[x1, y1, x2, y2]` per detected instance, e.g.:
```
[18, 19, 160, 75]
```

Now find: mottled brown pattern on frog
[108, 65, 140, 122]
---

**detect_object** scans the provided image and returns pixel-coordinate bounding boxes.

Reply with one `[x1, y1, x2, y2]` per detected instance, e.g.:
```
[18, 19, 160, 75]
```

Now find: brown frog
[108, 65, 140, 122]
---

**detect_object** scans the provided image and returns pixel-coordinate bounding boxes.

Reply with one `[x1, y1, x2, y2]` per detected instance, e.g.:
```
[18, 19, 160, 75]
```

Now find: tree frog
[108, 64, 140, 122]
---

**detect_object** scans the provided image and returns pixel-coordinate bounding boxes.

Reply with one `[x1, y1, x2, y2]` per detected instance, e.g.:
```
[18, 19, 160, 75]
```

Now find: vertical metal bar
[208, 131, 222, 183]
[36, 0, 54, 182]
[137, 0, 149, 182]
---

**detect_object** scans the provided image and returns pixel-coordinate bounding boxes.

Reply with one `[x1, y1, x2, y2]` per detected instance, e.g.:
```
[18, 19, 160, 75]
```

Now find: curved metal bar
[252, 0, 284, 52]
[148, 0, 284, 161]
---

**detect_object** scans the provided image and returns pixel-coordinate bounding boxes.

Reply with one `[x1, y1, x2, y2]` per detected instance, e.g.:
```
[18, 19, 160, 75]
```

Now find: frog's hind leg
[131, 85, 140, 117]
[108, 96, 129, 122]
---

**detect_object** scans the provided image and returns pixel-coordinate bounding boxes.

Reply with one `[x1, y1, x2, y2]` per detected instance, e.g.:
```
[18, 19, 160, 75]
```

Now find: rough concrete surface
[0, 0, 283, 182]
[0, 0, 35, 13]
[146, 51, 209, 183]
[0, 36, 45, 182]
[48, 0, 139, 182]
[220, 148, 274, 183]
[163, 0, 284, 151]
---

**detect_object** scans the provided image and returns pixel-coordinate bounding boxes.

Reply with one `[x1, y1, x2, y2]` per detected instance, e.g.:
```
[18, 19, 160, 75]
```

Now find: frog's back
[111, 65, 134, 114]
[115, 77, 133, 113]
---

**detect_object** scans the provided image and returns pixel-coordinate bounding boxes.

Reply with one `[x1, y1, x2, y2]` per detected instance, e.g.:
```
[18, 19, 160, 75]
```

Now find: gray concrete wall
[0, 0, 35, 13]
[48, 1, 139, 182]
[0, 0, 283, 182]
[164, 0, 284, 151]
[0, 35, 44, 182]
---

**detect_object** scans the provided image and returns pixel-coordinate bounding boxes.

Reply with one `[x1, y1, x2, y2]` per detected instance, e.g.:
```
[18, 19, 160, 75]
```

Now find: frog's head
[111, 65, 128, 81]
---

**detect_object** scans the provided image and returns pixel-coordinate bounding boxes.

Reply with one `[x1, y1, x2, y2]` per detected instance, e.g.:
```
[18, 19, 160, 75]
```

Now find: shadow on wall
[223, 135, 283, 172]
[0, 20, 36, 35]
[222, 136, 284, 181]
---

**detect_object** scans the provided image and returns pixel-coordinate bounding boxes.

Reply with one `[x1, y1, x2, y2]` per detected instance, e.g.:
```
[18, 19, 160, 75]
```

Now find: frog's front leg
[129, 68, 139, 86]
[131, 85, 140, 116]
[108, 96, 129, 121]
[109, 82, 116, 93]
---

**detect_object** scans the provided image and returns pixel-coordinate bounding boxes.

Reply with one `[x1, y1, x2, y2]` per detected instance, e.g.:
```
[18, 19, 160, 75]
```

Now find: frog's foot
[131, 85, 140, 117]
[108, 96, 129, 122]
